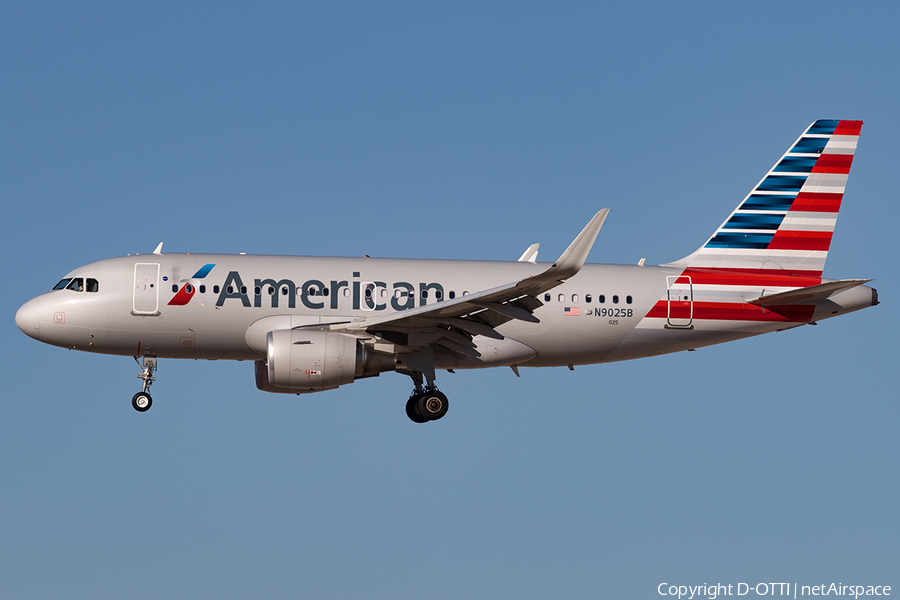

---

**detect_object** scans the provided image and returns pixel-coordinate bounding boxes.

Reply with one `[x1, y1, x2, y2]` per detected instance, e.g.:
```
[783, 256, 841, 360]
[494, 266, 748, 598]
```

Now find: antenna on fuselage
[153, 242, 163, 255]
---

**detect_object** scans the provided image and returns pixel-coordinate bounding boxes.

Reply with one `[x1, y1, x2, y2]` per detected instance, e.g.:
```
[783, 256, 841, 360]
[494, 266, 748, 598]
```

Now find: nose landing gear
[132, 356, 157, 412]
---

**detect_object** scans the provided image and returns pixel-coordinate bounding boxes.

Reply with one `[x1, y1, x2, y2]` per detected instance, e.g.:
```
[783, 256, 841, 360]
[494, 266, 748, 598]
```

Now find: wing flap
[472, 301, 540, 323]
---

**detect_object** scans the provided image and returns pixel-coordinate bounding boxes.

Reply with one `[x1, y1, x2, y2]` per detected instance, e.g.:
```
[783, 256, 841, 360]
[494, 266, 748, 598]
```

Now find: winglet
[546, 209, 609, 279]
[518, 243, 541, 263]
[153, 242, 163, 255]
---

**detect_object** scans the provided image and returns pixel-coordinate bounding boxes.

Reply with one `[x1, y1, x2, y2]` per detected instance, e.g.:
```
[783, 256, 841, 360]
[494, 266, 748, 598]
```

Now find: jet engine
[256, 329, 396, 393]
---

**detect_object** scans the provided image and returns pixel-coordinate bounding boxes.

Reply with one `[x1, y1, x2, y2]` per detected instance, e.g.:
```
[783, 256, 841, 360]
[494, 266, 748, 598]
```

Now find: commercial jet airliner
[16, 120, 877, 422]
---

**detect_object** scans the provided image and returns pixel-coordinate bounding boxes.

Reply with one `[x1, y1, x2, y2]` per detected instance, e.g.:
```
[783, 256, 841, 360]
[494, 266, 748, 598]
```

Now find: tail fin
[669, 119, 862, 277]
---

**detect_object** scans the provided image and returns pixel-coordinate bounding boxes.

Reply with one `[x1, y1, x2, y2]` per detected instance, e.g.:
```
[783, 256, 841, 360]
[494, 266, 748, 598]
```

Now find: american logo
[167, 264, 216, 306]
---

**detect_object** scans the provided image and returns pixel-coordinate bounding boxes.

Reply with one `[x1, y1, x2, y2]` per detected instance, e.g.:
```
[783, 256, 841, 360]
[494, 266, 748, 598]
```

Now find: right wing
[517, 243, 540, 263]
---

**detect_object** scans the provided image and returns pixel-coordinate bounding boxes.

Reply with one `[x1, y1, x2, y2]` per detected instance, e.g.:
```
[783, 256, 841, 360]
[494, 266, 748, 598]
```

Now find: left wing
[324, 209, 609, 355]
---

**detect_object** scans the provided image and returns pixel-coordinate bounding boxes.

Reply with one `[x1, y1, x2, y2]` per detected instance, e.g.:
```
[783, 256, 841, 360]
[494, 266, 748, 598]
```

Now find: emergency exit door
[666, 275, 693, 328]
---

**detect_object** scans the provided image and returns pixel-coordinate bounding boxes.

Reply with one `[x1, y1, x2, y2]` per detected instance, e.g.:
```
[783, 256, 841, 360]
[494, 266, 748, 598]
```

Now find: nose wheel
[132, 392, 152, 412]
[133, 356, 157, 412]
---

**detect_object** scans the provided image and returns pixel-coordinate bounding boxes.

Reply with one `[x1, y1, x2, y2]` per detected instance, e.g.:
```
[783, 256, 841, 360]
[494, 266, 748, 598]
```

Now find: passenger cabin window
[613, 295, 619, 304]
[449, 291, 456, 299]
[173, 284, 179, 293]
[214, 285, 220, 294]
[599, 295, 606, 303]
[53, 279, 72, 290]
[199, 285, 206, 294]
[66, 278, 84, 292]
[585, 294, 592, 303]
[544, 293, 551, 302]
[626, 295, 632, 304]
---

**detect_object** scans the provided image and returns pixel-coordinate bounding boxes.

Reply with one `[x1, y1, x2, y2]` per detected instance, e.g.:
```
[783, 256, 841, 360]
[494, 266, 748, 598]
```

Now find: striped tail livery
[642, 119, 873, 333]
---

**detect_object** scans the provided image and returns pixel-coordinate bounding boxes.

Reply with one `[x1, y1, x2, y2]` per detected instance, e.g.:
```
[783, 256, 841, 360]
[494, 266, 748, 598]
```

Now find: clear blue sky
[2, 2, 897, 598]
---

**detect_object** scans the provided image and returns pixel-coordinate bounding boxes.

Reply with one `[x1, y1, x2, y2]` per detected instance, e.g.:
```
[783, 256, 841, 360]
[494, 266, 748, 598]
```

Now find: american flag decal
[564, 307, 580, 316]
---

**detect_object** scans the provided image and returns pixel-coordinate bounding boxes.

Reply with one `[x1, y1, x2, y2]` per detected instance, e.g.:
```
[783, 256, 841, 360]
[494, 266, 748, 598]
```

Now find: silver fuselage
[15, 253, 877, 370]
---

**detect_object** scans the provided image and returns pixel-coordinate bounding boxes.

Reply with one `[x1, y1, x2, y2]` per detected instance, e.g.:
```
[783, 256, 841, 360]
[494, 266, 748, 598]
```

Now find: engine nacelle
[259, 329, 395, 393]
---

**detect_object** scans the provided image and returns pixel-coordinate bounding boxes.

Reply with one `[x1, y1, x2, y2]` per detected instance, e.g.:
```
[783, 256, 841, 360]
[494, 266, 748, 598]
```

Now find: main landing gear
[132, 356, 157, 412]
[406, 389, 449, 423]
[405, 371, 449, 423]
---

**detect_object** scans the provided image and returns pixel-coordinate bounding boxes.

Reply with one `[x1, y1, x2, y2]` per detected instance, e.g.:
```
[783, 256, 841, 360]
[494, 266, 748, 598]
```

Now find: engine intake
[258, 329, 395, 393]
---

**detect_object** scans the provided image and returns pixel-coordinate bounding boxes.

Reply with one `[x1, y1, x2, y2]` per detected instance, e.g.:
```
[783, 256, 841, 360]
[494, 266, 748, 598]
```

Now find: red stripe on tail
[681, 268, 822, 287]
[768, 230, 833, 251]
[811, 154, 853, 174]
[644, 301, 814, 323]
[789, 192, 843, 213]
[833, 120, 863, 136]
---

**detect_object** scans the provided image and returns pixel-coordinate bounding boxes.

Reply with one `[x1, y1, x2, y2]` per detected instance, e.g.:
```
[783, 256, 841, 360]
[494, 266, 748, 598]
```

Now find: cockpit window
[65, 278, 84, 292]
[86, 278, 99, 293]
[52, 279, 72, 290]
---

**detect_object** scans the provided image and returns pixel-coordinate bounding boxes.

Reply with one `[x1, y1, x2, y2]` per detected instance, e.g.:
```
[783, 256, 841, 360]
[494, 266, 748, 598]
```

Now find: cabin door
[133, 263, 160, 315]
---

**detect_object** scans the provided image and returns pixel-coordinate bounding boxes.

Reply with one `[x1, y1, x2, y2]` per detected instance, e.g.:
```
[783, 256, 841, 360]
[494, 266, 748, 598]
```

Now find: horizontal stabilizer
[747, 279, 871, 307]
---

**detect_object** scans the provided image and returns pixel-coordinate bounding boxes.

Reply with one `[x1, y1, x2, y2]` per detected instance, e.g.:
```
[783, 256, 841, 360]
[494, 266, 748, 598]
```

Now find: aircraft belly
[77, 308, 264, 359]
[495, 314, 624, 367]
[437, 336, 538, 369]
[605, 317, 798, 362]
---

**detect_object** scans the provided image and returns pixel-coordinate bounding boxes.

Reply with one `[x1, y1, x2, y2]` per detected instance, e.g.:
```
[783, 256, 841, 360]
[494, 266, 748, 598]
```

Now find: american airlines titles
[214, 271, 445, 311]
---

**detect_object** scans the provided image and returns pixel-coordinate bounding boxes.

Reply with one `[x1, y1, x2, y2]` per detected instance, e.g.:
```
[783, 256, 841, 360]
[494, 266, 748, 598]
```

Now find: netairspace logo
[657, 582, 891, 599]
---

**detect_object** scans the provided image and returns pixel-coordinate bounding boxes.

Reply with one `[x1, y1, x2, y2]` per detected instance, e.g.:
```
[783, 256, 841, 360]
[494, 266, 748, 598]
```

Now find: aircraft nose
[15, 297, 42, 340]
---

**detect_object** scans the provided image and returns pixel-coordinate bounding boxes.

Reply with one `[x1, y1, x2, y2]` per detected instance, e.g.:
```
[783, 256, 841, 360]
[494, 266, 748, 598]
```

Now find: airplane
[15, 119, 877, 423]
